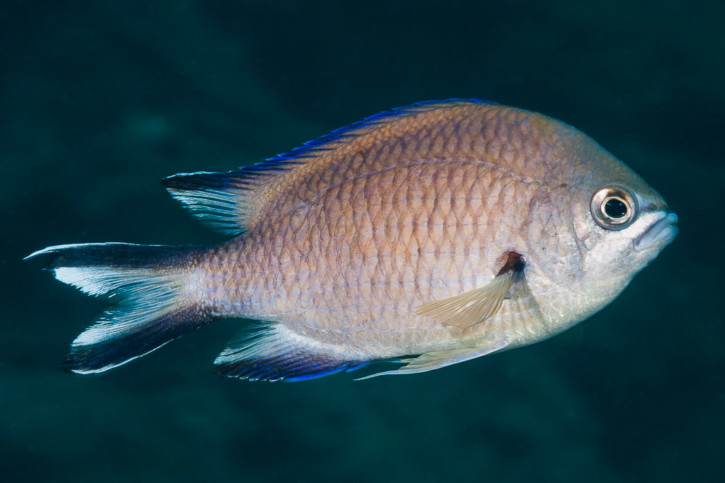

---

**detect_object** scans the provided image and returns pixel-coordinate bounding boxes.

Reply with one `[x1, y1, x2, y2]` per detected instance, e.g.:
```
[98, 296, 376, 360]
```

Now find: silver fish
[26, 100, 678, 381]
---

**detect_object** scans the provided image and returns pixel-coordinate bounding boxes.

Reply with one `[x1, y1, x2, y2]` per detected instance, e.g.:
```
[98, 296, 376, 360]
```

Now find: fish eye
[590, 186, 638, 230]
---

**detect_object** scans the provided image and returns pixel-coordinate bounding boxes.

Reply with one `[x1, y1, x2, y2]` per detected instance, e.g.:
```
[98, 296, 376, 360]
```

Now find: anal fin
[214, 325, 367, 382]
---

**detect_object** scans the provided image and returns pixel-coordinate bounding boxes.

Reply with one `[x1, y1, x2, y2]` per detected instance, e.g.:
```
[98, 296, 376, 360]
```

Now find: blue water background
[2, 1, 722, 481]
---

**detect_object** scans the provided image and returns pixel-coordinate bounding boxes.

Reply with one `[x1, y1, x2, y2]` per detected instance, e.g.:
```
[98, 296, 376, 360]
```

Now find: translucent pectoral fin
[415, 271, 517, 330]
[415, 251, 527, 331]
[356, 340, 509, 380]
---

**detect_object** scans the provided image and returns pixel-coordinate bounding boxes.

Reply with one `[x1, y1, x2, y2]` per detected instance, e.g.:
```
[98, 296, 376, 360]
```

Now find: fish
[26, 99, 678, 382]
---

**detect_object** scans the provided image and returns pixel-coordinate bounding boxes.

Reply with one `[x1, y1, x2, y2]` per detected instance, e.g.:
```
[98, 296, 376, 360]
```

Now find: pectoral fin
[356, 340, 509, 379]
[415, 251, 526, 331]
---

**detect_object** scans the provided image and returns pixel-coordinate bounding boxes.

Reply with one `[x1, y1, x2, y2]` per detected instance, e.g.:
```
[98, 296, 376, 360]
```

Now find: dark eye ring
[590, 186, 638, 230]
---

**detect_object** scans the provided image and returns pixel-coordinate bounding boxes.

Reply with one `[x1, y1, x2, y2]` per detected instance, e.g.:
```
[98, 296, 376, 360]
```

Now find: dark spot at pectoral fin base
[415, 251, 526, 331]
[357, 340, 509, 379]
[214, 325, 367, 382]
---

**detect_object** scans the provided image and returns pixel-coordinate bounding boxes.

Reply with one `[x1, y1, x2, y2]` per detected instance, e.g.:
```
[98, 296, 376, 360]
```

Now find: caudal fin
[25, 243, 210, 374]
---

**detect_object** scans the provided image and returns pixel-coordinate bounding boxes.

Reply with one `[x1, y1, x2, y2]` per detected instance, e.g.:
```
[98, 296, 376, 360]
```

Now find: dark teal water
[3, 1, 723, 481]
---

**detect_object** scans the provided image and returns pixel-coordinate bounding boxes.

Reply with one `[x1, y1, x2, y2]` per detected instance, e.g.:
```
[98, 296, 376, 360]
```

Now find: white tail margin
[25, 243, 209, 373]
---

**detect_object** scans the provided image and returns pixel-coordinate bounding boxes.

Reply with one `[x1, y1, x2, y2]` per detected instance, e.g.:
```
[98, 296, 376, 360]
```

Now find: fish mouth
[634, 211, 679, 252]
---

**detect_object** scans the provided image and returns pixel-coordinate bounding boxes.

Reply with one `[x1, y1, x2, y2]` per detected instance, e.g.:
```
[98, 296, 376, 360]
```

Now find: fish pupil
[604, 198, 628, 219]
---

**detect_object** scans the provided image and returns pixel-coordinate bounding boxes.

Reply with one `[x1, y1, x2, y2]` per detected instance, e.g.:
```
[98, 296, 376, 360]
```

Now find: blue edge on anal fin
[215, 353, 370, 382]
[213, 324, 374, 382]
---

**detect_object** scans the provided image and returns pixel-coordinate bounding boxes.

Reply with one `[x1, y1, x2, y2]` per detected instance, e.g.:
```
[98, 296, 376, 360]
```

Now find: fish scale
[27, 99, 677, 380]
[209, 159, 542, 354]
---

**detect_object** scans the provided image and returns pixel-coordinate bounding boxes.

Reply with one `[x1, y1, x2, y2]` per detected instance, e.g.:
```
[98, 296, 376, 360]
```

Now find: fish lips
[634, 211, 679, 252]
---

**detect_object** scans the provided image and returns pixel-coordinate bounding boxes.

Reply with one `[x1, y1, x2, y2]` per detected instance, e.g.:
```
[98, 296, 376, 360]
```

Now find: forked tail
[25, 243, 211, 373]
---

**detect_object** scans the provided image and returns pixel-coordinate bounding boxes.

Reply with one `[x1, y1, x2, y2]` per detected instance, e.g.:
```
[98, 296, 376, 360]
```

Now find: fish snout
[634, 211, 678, 252]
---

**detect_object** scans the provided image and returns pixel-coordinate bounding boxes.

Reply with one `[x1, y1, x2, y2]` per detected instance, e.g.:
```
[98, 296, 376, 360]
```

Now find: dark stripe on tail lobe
[64, 306, 212, 374]
[26, 242, 211, 373]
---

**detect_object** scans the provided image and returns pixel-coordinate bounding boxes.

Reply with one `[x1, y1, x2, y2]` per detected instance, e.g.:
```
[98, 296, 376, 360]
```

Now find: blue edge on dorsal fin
[162, 98, 496, 235]
[268, 98, 495, 165]
[172, 98, 496, 179]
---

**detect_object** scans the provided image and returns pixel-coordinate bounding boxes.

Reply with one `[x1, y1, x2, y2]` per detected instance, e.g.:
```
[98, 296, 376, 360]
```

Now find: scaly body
[28, 100, 678, 381]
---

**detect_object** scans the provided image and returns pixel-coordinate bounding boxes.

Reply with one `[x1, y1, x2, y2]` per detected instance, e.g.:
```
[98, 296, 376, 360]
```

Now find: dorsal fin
[162, 163, 297, 236]
[163, 99, 496, 235]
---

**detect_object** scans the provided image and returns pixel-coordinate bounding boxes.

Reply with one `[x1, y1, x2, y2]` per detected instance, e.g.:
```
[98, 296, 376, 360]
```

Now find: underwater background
[2, 1, 723, 481]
